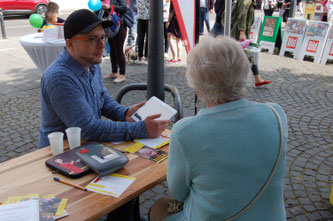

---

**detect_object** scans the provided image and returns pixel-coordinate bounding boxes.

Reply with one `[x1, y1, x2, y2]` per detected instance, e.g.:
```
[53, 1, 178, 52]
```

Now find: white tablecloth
[20, 33, 65, 73]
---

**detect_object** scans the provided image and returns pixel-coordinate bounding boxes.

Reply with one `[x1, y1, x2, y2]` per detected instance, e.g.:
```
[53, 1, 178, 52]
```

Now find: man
[38, 9, 170, 149]
[199, 0, 214, 35]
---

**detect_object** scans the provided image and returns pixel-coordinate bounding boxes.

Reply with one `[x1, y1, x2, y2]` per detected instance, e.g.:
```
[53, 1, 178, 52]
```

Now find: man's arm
[46, 75, 146, 142]
[237, 0, 252, 40]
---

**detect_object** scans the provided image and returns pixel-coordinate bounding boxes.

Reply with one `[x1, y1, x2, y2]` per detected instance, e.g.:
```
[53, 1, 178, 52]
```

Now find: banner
[172, 0, 196, 53]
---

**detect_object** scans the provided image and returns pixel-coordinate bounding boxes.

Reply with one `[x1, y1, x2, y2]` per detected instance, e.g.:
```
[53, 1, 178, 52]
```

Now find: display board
[259, 16, 283, 54]
[304, 0, 316, 20]
[320, 26, 333, 64]
[279, 19, 308, 59]
[298, 20, 331, 63]
[250, 17, 262, 45]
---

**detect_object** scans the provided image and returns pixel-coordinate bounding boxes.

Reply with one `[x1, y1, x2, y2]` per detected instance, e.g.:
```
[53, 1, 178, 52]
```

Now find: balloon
[29, 14, 43, 28]
[88, 0, 102, 11]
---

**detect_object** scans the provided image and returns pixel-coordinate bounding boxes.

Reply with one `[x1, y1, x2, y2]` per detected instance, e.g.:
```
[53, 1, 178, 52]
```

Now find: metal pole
[0, 8, 7, 39]
[289, 0, 297, 18]
[224, 0, 232, 37]
[147, 0, 164, 101]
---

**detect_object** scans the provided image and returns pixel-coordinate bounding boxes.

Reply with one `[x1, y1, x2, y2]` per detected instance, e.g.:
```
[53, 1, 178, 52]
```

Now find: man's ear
[65, 39, 73, 51]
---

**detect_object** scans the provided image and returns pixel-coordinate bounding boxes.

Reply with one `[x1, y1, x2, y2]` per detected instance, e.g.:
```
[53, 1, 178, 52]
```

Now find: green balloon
[29, 14, 43, 28]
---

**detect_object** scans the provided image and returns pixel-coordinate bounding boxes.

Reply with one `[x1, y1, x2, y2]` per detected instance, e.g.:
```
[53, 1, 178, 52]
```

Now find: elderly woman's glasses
[70, 35, 106, 47]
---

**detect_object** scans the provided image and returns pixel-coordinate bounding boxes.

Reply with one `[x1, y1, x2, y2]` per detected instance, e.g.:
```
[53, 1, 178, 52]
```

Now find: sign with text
[280, 19, 307, 59]
[299, 20, 330, 63]
[320, 26, 333, 64]
[259, 16, 283, 54]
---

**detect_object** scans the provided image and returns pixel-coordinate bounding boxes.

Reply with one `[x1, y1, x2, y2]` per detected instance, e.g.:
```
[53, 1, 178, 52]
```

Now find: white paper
[0, 199, 39, 221]
[86, 173, 135, 198]
[131, 96, 177, 122]
[135, 136, 169, 149]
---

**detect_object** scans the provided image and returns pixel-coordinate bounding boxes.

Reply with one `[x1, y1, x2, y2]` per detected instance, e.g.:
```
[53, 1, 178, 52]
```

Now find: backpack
[99, 5, 121, 38]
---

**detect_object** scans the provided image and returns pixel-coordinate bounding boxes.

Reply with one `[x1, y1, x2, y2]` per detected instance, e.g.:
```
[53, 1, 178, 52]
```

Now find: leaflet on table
[0, 199, 39, 221]
[86, 173, 135, 198]
[135, 136, 169, 149]
[1, 194, 68, 221]
[131, 96, 177, 122]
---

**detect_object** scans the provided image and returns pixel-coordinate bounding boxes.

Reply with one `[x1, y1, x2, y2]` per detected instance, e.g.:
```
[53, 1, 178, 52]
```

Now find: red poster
[286, 36, 298, 49]
[306, 40, 319, 53]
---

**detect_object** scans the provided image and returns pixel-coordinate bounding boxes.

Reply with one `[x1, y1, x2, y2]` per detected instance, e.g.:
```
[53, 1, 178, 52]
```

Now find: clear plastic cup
[65, 127, 81, 149]
[48, 132, 64, 156]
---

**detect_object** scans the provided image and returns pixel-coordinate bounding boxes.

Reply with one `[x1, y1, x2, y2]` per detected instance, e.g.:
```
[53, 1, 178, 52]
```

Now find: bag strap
[226, 104, 284, 221]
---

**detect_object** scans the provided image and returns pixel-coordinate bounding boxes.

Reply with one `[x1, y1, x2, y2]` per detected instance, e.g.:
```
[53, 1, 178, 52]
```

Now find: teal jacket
[166, 99, 287, 221]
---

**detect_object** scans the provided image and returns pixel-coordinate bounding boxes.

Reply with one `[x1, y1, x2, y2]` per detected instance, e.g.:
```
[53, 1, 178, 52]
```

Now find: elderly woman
[149, 36, 288, 221]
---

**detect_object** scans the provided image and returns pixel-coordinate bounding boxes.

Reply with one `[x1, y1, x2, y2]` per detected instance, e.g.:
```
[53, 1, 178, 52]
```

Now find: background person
[149, 36, 288, 221]
[41, 1, 65, 27]
[230, 0, 272, 87]
[103, 0, 128, 83]
[199, 0, 214, 35]
[136, 0, 150, 64]
[211, 0, 225, 37]
[262, 0, 277, 16]
[41, 10, 58, 32]
[166, 3, 182, 63]
[127, 0, 138, 48]
[163, 0, 171, 59]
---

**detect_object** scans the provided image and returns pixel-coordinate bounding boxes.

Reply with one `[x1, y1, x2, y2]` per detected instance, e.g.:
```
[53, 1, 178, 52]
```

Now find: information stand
[250, 17, 262, 46]
[298, 20, 330, 63]
[279, 19, 308, 59]
[320, 26, 333, 64]
[259, 16, 283, 54]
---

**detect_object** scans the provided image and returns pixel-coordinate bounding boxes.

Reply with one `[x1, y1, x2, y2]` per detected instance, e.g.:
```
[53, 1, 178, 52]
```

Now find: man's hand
[125, 102, 146, 122]
[144, 114, 170, 138]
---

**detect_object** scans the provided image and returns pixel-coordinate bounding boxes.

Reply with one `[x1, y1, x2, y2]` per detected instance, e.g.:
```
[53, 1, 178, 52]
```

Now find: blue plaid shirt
[38, 49, 146, 148]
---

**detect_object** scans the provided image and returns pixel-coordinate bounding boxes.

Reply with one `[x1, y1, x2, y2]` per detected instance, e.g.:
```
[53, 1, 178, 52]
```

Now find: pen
[53, 177, 87, 191]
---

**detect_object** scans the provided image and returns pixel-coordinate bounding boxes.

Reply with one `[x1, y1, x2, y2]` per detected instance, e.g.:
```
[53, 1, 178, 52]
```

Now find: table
[0, 140, 169, 221]
[19, 33, 65, 73]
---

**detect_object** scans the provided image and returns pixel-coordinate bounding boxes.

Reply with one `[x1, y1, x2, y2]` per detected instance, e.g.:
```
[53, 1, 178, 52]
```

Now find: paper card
[131, 96, 177, 122]
[0, 199, 39, 221]
[86, 173, 136, 198]
[124, 142, 144, 153]
[135, 136, 169, 149]
[133, 146, 168, 163]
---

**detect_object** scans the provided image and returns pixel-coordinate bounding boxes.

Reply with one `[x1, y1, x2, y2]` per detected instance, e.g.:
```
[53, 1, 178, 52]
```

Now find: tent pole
[147, 0, 164, 101]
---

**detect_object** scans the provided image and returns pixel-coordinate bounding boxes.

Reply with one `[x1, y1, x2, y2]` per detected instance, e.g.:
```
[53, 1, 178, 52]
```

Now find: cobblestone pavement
[1, 47, 333, 220]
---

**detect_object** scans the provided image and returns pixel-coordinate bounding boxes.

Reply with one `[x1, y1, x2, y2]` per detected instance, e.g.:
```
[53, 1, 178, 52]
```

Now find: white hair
[185, 36, 250, 105]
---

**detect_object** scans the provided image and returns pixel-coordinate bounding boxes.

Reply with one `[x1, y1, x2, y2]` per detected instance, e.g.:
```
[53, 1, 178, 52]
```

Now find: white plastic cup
[48, 132, 64, 156]
[65, 127, 81, 149]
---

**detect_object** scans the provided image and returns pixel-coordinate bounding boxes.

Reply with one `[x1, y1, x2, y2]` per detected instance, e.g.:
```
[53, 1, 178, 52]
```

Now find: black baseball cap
[64, 9, 113, 39]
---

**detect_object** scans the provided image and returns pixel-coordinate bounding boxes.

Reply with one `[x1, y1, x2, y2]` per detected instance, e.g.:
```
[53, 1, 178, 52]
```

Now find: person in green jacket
[231, 0, 272, 87]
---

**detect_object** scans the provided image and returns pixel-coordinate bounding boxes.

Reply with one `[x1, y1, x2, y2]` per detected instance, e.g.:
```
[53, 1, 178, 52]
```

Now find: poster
[305, 22, 330, 38]
[263, 17, 277, 37]
[286, 19, 307, 35]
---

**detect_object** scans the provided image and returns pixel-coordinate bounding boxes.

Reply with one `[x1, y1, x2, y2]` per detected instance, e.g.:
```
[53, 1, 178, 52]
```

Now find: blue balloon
[88, 0, 102, 11]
